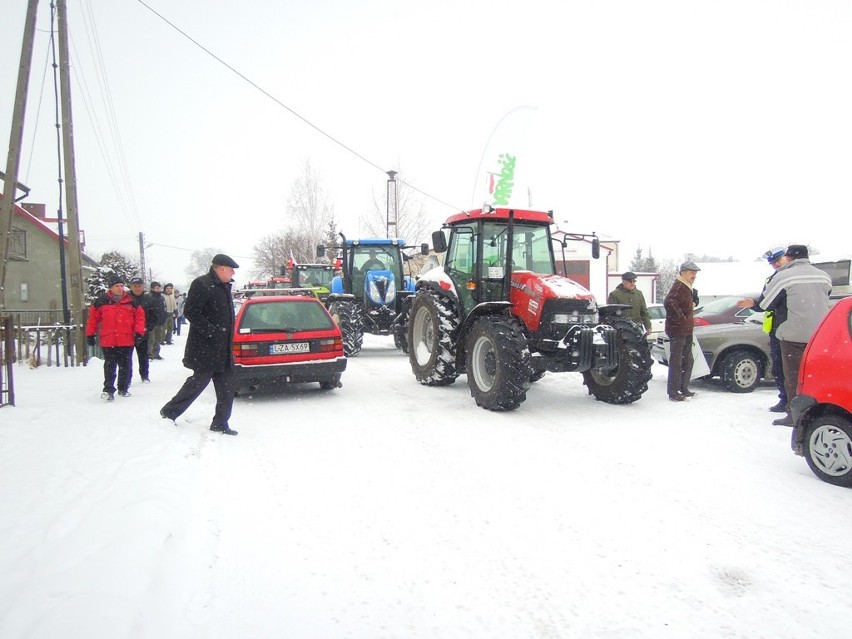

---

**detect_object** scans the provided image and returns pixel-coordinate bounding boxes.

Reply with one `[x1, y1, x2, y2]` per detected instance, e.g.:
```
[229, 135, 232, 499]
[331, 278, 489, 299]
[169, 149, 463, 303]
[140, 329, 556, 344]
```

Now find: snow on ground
[1, 332, 851, 639]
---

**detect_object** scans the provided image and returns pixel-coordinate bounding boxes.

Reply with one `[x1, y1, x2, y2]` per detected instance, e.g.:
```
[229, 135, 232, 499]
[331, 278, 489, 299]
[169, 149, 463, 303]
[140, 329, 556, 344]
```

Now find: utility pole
[138, 232, 146, 283]
[0, 0, 40, 311]
[386, 170, 398, 239]
[57, 0, 86, 363]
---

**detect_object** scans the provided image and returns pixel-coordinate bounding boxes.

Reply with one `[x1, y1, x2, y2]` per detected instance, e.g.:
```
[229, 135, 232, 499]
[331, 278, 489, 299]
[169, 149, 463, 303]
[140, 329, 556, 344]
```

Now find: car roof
[241, 294, 320, 304]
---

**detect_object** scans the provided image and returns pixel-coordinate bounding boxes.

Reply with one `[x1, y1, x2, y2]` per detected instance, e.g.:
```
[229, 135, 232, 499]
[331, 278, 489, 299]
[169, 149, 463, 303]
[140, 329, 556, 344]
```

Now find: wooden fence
[0, 312, 89, 408]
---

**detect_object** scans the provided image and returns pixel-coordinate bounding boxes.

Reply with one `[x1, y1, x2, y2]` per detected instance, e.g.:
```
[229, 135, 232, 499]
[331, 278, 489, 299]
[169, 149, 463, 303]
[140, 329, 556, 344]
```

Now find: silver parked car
[651, 314, 773, 393]
[651, 296, 850, 393]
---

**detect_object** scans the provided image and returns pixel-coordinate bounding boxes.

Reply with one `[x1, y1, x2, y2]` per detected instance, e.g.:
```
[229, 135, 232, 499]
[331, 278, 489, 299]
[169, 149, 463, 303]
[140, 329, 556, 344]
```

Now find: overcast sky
[2, 0, 850, 285]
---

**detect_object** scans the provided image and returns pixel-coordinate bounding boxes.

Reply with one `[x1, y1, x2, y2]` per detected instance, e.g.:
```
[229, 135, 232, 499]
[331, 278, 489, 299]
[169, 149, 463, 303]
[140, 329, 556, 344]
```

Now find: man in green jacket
[607, 271, 652, 334]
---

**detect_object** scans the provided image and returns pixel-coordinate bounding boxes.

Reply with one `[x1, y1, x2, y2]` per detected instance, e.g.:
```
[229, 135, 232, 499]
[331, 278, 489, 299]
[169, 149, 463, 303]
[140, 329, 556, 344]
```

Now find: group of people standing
[608, 245, 832, 421]
[85, 276, 185, 399]
[86, 254, 242, 437]
[657, 246, 831, 422]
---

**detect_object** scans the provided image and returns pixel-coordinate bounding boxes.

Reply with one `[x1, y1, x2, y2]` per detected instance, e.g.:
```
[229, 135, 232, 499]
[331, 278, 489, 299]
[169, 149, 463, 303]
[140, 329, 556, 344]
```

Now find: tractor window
[354, 246, 394, 273]
[512, 225, 554, 273]
[445, 225, 477, 277]
[445, 224, 477, 313]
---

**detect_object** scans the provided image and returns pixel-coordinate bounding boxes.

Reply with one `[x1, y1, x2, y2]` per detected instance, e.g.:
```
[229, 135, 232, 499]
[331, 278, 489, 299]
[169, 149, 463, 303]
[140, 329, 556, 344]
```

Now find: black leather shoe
[211, 425, 239, 436]
[680, 390, 696, 398]
[772, 414, 794, 427]
[769, 401, 787, 413]
[669, 394, 685, 402]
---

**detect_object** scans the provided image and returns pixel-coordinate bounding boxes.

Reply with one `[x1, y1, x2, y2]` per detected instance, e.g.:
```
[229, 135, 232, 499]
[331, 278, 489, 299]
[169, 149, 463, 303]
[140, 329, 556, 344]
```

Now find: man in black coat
[160, 254, 240, 435]
[128, 277, 158, 382]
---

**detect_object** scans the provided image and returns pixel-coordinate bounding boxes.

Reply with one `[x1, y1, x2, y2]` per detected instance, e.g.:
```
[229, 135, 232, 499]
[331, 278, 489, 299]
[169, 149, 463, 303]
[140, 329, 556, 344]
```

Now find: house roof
[2, 194, 97, 266]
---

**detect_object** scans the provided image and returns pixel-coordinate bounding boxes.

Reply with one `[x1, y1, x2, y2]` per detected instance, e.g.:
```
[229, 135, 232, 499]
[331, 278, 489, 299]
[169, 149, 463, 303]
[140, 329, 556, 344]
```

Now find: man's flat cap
[212, 253, 240, 268]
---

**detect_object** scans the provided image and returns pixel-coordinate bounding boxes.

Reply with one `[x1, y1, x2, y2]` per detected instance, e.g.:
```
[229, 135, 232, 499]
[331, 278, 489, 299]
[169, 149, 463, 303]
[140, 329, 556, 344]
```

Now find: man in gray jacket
[760, 244, 832, 425]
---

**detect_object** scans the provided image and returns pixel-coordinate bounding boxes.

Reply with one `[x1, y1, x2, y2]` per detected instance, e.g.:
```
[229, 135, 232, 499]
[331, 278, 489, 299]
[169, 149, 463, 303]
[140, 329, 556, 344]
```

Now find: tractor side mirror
[432, 230, 447, 253]
[420, 242, 429, 256]
[316, 245, 326, 258]
[591, 238, 600, 260]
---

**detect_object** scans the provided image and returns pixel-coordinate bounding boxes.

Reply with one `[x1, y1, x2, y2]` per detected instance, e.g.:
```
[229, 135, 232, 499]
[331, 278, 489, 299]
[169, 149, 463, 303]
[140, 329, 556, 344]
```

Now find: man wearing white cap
[664, 261, 701, 402]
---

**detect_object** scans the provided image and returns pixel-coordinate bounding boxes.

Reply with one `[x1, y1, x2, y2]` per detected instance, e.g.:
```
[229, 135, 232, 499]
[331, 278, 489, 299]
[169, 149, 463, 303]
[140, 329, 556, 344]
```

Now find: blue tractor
[319, 235, 429, 356]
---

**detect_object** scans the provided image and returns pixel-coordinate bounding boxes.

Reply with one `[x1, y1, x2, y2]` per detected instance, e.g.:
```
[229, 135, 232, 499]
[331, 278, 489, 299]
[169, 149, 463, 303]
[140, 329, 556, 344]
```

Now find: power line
[134, 0, 465, 214]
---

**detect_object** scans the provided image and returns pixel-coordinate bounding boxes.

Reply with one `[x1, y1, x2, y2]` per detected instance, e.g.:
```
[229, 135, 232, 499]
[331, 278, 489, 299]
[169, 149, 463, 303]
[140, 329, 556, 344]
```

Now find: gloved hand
[135, 333, 145, 346]
[86, 335, 96, 347]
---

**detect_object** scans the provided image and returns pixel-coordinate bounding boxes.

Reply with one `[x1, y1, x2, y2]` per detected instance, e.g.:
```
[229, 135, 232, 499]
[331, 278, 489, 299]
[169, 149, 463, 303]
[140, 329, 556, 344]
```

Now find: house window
[9, 228, 26, 258]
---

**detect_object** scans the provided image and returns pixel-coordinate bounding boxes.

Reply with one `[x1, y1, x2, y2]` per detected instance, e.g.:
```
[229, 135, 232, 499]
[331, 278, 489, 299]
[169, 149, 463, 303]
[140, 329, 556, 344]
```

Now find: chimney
[21, 202, 46, 219]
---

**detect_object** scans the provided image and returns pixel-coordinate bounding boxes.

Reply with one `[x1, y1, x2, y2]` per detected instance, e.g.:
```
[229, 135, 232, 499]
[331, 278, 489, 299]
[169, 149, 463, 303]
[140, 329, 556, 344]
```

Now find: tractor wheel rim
[471, 336, 496, 391]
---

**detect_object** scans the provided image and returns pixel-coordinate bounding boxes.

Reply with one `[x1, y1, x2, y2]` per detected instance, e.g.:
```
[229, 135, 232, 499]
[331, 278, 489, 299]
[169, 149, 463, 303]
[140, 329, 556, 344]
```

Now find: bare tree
[251, 232, 288, 279]
[287, 159, 333, 254]
[362, 167, 430, 244]
[185, 247, 223, 280]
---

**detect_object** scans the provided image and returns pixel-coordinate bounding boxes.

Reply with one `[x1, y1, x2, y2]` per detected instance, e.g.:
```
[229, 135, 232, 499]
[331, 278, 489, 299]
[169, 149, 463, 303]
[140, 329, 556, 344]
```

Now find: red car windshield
[239, 301, 334, 333]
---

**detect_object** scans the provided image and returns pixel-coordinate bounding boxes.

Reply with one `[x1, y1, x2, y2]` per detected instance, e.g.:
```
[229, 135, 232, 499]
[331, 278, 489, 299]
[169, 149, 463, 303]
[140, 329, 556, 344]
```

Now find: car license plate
[271, 342, 309, 354]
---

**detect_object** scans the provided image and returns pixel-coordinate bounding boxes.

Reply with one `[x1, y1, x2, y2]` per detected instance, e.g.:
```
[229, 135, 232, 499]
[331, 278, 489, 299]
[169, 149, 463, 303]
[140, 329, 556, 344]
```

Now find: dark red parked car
[693, 294, 761, 327]
[791, 296, 852, 487]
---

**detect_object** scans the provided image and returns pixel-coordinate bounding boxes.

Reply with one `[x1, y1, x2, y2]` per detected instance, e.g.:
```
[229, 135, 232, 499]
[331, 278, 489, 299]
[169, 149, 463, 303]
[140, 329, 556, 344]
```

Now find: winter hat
[107, 274, 125, 287]
[621, 271, 637, 281]
[212, 253, 240, 268]
[679, 261, 701, 272]
[150, 281, 162, 289]
[764, 247, 785, 263]
[130, 277, 144, 285]
[785, 244, 809, 260]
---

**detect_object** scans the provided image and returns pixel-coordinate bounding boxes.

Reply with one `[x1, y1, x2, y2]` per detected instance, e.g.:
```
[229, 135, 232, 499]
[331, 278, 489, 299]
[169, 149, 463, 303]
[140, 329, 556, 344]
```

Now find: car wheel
[803, 415, 852, 488]
[719, 349, 761, 393]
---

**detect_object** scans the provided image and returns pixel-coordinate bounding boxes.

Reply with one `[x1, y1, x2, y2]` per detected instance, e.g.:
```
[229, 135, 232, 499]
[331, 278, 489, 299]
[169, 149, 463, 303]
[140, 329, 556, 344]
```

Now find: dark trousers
[161, 366, 235, 429]
[769, 333, 786, 404]
[780, 340, 806, 412]
[102, 345, 133, 393]
[129, 336, 149, 381]
[667, 334, 694, 397]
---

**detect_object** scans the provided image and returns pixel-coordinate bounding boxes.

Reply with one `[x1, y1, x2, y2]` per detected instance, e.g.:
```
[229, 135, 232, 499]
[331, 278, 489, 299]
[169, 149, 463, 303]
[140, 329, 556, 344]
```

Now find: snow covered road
[1, 333, 850, 638]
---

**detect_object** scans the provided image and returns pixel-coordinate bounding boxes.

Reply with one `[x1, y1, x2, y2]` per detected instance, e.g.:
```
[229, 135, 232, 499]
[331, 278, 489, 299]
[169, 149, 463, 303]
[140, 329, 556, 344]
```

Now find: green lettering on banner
[491, 153, 516, 205]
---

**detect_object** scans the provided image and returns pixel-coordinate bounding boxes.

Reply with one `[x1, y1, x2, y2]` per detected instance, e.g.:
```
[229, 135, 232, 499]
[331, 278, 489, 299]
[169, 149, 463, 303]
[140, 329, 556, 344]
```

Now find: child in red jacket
[85, 275, 146, 400]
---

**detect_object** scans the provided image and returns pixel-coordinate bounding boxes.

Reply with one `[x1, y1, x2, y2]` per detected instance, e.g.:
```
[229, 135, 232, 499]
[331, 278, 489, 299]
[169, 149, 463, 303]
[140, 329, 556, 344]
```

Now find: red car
[232, 293, 346, 395]
[791, 296, 852, 487]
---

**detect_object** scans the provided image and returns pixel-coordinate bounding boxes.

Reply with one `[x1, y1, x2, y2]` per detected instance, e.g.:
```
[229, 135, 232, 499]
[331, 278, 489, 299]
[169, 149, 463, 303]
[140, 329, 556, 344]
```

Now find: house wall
[4, 205, 97, 313]
[606, 273, 657, 304]
[553, 238, 614, 302]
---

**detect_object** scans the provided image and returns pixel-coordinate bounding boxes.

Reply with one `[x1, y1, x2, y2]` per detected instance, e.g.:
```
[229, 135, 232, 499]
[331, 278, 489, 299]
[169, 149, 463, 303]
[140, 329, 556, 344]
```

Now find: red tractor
[407, 207, 653, 411]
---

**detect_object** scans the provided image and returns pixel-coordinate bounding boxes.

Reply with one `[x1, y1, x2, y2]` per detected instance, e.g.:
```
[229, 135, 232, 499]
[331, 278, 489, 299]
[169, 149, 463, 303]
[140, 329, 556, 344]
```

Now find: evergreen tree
[84, 251, 138, 304]
[643, 248, 658, 274]
[321, 216, 340, 265]
[629, 246, 645, 272]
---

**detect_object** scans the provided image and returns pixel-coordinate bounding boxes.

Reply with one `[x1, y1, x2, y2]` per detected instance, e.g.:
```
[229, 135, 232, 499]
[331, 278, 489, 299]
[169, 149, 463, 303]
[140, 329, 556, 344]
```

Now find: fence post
[0, 316, 14, 407]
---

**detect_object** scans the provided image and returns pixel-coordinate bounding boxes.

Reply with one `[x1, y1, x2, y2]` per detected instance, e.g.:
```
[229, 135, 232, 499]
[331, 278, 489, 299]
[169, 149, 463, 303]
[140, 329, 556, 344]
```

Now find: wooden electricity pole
[57, 0, 87, 363]
[0, 0, 40, 311]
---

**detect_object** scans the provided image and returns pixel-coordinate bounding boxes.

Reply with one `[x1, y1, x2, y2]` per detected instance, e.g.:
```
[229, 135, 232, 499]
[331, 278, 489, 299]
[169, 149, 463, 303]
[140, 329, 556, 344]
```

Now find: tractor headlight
[553, 311, 598, 325]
